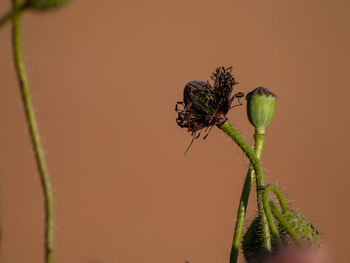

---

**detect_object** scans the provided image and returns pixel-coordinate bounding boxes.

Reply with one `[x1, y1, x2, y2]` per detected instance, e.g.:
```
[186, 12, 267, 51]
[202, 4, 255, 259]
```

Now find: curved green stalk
[229, 132, 265, 263]
[263, 185, 298, 241]
[11, 1, 55, 263]
[0, 3, 29, 29]
[263, 198, 281, 243]
[218, 119, 271, 251]
[262, 184, 291, 243]
[269, 201, 298, 240]
[263, 184, 289, 214]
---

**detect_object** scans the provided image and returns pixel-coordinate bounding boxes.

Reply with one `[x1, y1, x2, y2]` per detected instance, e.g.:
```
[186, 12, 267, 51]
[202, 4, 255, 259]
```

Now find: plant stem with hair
[218, 119, 271, 251]
[263, 184, 289, 214]
[11, 1, 55, 263]
[263, 184, 297, 241]
[269, 202, 298, 240]
[229, 132, 265, 263]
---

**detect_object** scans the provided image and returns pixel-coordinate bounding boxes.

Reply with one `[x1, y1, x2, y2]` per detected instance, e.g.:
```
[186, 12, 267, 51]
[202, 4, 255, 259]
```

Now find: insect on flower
[175, 66, 244, 154]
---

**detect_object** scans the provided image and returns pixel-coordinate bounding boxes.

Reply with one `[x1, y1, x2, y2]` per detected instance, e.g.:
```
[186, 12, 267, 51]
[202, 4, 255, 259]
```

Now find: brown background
[0, 0, 349, 262]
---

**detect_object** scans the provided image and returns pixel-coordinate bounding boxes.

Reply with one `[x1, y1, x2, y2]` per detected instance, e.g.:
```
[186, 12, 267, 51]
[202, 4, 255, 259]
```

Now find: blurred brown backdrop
[0, 0, 349, 262]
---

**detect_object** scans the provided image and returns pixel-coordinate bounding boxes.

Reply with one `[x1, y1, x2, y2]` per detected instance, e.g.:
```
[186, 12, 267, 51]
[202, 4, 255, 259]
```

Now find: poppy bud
[278, 211, 320, 246]
[246, 87, 276, 134]
[242, 211, 320, 263]
[27, 0, 70, 10]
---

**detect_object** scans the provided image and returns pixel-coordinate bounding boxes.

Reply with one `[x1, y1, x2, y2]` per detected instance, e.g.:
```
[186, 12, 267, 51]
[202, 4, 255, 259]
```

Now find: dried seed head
[246, 87, 276, 134]
[175, 67, 244, 140]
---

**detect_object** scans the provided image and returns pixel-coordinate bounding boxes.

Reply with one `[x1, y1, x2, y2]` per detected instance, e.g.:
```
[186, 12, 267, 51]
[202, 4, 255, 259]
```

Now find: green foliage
[27, 0, 70, 10]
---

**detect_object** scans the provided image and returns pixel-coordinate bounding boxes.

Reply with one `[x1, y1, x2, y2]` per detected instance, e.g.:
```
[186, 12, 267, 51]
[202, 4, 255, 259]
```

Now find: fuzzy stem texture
[263, 184, 289, 242]
[0, 2, 29, 29]
[229, 132, 265, 263]
[218, 119, 271, 251]
[269, 201, 298, 240]
[263, 184, 289, 214]
[263, 185, 298, 241]
[11, 1, 55, 263]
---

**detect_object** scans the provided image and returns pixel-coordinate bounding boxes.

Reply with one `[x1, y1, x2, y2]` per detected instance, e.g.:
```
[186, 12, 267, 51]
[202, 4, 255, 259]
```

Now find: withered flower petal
[175, 66, 244, 139]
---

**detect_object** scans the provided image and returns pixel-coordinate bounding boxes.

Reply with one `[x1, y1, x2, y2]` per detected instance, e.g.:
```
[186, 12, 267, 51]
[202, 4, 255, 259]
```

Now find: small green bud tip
[27, 0, 71, 10]
[246, 87, 276, 134]
[242, 211, 320, 263]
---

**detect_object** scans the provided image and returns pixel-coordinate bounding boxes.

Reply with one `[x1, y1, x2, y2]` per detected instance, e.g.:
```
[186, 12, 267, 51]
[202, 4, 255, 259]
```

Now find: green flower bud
[278, 211, 320, 246]
[27, 0, 71, 10]
[246, 87, 276, 134]
[242, 217, 270, 262]
[242, 211, 320, 263]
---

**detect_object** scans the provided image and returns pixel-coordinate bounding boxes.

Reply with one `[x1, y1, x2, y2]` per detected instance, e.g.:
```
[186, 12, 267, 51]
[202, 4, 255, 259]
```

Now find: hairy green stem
[269, 202, 298, 240]
[263, 184, 289, 214]
[11, 1, 54, 263]
[0, 3, 29, 29]
[229, 132, 265, 263]
[262, 184, 288, 242]
[263, 196, 281, 243]
[263, 185, 298, 243]
[218, 119, 271, 251]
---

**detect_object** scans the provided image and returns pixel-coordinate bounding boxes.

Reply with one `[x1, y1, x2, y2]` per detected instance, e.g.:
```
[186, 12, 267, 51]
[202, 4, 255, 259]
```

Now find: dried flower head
[175, 66, 244, 152]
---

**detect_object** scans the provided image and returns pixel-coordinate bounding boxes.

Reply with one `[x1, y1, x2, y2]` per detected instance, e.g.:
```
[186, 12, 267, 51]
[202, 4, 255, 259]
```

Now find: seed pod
[242, 211, 320, 263]
[246, 87, 276, 134]
[27, 0, 70, 10]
